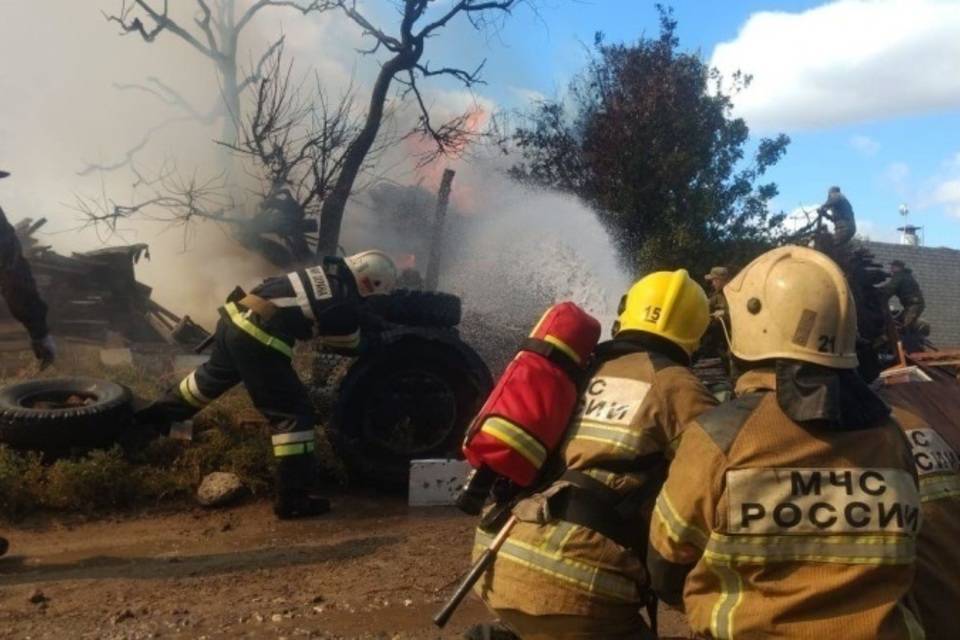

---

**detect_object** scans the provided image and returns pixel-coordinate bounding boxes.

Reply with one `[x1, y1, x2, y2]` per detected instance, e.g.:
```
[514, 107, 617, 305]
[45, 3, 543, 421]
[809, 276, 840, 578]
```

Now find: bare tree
[87, 0, 333, 174]
[315, 0, 528, 255]
[73, 47, 378, 269]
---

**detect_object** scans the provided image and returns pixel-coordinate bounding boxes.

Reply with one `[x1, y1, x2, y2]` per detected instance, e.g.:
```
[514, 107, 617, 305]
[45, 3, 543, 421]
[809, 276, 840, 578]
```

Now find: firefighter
[142, 250, 397, 519]
[883, 259, 925, 331]
[818, 185, 857, 249]
[1, 170, 56, 559]
[470, 270, 718, 640]
[881, 382, 960, 640]
[0, 171, 55, 369]
[699, 266, 731, 361]
[647, 246, 923, 639]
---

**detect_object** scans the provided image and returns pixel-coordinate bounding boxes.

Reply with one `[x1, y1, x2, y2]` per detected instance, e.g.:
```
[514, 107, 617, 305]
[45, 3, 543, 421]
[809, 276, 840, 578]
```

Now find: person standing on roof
[882, 259, 925, 331]
[469, 270, 718, 640]
[141, 250, 397, 519]
[647, 246, 923, 639]
[0, 171, 55, 370]
[818, 185, 857, 249]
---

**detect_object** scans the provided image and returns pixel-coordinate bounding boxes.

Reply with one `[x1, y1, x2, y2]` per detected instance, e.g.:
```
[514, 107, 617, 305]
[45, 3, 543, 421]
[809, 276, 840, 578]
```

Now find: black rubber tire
[329, 328, 491, 490]
[362, 290, 462, 328]
[0, 378, 133, 450]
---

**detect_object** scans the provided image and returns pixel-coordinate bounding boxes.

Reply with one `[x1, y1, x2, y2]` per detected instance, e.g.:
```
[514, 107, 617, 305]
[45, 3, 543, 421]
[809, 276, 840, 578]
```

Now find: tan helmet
[725, 245, 858, 368]
[344, 250, 397, 297]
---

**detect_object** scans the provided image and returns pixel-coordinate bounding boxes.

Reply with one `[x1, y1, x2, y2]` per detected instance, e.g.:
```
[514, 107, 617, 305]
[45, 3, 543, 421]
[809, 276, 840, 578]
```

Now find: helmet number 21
[644, 306, 662, 323]
[817, 335, 837, 353]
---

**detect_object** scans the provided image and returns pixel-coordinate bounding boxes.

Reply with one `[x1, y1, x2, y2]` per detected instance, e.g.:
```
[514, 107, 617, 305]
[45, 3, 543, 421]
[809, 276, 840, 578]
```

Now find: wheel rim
[20, 391, 98, 410]
[359, 366, 459, 456]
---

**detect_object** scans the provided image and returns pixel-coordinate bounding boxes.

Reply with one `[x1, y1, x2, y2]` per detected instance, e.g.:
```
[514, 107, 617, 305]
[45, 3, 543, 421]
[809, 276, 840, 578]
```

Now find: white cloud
[849, 134, 880, 157]
[711, 0, 960, 131]
[931, 179, 960, 217]
[883, 161, 911, 195]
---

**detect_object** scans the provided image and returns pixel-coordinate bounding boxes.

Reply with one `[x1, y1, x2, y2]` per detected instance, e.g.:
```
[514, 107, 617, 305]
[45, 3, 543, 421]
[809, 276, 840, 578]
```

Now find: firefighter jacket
[0, 206, 48, 340]
[882, 377, 960, 640]
[882, 269, 924, 309]
[475, 338, 718, 618]
[231, 257, 362, 354]
[648, 368, 924, 640]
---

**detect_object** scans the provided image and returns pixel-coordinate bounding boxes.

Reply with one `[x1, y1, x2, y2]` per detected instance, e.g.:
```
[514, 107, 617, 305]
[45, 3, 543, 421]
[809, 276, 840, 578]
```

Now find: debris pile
[0, 217, 209, 350]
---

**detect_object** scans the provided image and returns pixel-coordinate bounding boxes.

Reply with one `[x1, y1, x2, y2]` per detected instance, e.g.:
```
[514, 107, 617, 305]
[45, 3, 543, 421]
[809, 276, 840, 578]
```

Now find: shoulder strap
[521, 337, 583, 381]
[697, 393, 764, 455]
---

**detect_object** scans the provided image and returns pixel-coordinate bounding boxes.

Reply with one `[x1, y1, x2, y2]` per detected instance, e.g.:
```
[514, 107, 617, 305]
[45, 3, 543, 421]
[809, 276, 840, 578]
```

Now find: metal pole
[425, 169, 455, 292]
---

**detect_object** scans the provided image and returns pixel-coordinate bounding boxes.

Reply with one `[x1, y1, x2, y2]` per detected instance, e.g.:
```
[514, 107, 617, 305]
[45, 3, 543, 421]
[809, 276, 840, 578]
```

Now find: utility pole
[425, 169, 456, 291]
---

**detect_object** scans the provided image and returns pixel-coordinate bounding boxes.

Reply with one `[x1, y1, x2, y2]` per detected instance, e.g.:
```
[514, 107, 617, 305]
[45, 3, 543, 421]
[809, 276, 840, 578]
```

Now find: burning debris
[0, 217, 208, 351]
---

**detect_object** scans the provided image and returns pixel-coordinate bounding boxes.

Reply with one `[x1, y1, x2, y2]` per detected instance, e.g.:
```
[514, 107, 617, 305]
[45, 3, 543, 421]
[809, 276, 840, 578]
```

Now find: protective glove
[31, 334, 57, 370]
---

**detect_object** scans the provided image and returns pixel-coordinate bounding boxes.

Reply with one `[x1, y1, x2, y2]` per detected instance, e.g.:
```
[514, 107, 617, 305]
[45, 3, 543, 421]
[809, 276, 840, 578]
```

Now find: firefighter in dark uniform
[818, 185, 857, 248]
[143, 250, 397, 519]
[1, 170, 56, 557]
[0, 172, 55, 369]
[699, 266, 731, 359]
[882, 259, 925, 330]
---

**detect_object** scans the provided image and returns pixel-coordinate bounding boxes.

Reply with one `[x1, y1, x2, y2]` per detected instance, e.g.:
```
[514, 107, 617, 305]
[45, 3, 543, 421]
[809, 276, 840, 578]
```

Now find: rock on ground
[196, 472, 246, 508]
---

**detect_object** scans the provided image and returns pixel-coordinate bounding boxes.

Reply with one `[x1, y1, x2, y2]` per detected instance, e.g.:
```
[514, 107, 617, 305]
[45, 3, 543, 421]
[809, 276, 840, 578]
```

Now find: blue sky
[414, 0, 960, 249]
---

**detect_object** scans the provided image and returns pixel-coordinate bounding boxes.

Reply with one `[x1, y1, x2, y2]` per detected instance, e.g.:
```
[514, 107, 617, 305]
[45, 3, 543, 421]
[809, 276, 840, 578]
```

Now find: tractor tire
[362, 290, 462, 328]
[329, 328, 491, 490]
[0, 378, 133, 450]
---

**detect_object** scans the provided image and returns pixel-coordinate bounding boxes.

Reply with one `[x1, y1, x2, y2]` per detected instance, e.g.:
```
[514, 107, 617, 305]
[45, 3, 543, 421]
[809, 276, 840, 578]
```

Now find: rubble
[0, 217, 209, 351]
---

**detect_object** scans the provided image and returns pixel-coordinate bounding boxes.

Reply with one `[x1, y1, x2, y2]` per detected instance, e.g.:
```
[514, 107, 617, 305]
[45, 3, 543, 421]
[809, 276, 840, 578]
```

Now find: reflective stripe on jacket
[648, 369, 923, 640]
[475, 347, 717, 617]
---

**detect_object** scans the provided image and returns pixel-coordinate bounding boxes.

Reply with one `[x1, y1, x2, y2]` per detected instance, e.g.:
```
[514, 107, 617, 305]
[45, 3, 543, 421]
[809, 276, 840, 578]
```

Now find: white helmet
[344, 250, 397, 297]
[725, 245, 858, 369]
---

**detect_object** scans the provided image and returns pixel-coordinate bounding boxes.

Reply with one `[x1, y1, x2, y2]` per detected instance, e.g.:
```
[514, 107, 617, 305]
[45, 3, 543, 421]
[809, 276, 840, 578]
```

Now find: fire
[404, 104, 490, 213]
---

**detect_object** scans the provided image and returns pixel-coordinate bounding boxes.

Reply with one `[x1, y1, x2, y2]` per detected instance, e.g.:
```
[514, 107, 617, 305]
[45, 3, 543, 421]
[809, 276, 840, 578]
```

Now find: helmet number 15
[644, 306, 662, 323]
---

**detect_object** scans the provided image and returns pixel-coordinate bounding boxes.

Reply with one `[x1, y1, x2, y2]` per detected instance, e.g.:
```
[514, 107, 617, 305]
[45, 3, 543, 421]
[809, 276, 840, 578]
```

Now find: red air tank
[463, 302, 601, 487]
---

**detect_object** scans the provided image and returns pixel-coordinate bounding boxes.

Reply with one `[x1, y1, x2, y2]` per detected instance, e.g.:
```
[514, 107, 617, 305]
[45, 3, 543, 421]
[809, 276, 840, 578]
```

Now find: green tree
[509, 6, 790, 276]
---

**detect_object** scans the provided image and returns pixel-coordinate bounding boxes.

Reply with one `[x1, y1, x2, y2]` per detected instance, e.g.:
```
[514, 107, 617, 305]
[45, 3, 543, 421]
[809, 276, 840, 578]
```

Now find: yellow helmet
[615, 269, 709, 356]
[725, 245, 858, 369]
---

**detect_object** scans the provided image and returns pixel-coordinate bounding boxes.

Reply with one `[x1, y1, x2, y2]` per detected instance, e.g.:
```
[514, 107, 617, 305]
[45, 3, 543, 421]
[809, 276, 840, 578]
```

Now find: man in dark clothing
[142, 250, 397, 519]
[818, 186, 857, 248]
[882, 259, 925, 330]
[0, 172, 55, 368]
[0, 170, 56, 558]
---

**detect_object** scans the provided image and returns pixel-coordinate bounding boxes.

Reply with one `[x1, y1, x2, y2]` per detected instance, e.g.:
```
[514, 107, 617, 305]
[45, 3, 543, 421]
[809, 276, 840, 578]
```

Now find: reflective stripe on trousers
[178, 371, 213, 409]
[271, 430, 315, 457]
[475, 523, 641, 603]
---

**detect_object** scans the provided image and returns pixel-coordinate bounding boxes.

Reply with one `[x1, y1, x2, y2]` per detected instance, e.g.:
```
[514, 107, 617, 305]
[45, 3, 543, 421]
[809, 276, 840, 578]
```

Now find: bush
[0, 343, 346, 519]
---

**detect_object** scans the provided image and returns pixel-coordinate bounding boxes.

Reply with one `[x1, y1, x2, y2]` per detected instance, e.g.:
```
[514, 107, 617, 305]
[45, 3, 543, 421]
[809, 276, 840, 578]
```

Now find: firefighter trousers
[492, 607, 655, 640]
[149, 308, 317, 499]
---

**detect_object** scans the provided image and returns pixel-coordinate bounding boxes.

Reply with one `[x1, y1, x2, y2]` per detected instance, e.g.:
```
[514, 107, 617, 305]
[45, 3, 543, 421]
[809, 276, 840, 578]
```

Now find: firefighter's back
[674, 383, 921, 639]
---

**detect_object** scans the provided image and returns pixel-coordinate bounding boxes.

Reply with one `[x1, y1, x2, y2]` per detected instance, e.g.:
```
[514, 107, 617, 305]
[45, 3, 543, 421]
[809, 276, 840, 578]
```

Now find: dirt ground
[0, 493, 690, 640]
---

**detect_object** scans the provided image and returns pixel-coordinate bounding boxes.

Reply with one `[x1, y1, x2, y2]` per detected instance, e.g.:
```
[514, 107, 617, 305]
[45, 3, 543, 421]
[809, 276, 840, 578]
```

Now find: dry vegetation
[0, 344, 344, 520]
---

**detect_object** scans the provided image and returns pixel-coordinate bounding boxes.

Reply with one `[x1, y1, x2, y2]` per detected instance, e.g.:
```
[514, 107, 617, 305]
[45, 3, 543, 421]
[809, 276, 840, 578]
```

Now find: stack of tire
[317, 289, 493, 488]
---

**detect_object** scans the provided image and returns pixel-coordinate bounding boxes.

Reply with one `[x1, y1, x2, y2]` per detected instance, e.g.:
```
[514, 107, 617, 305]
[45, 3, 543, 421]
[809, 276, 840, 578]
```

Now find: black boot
[273, 492, 331, 519]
